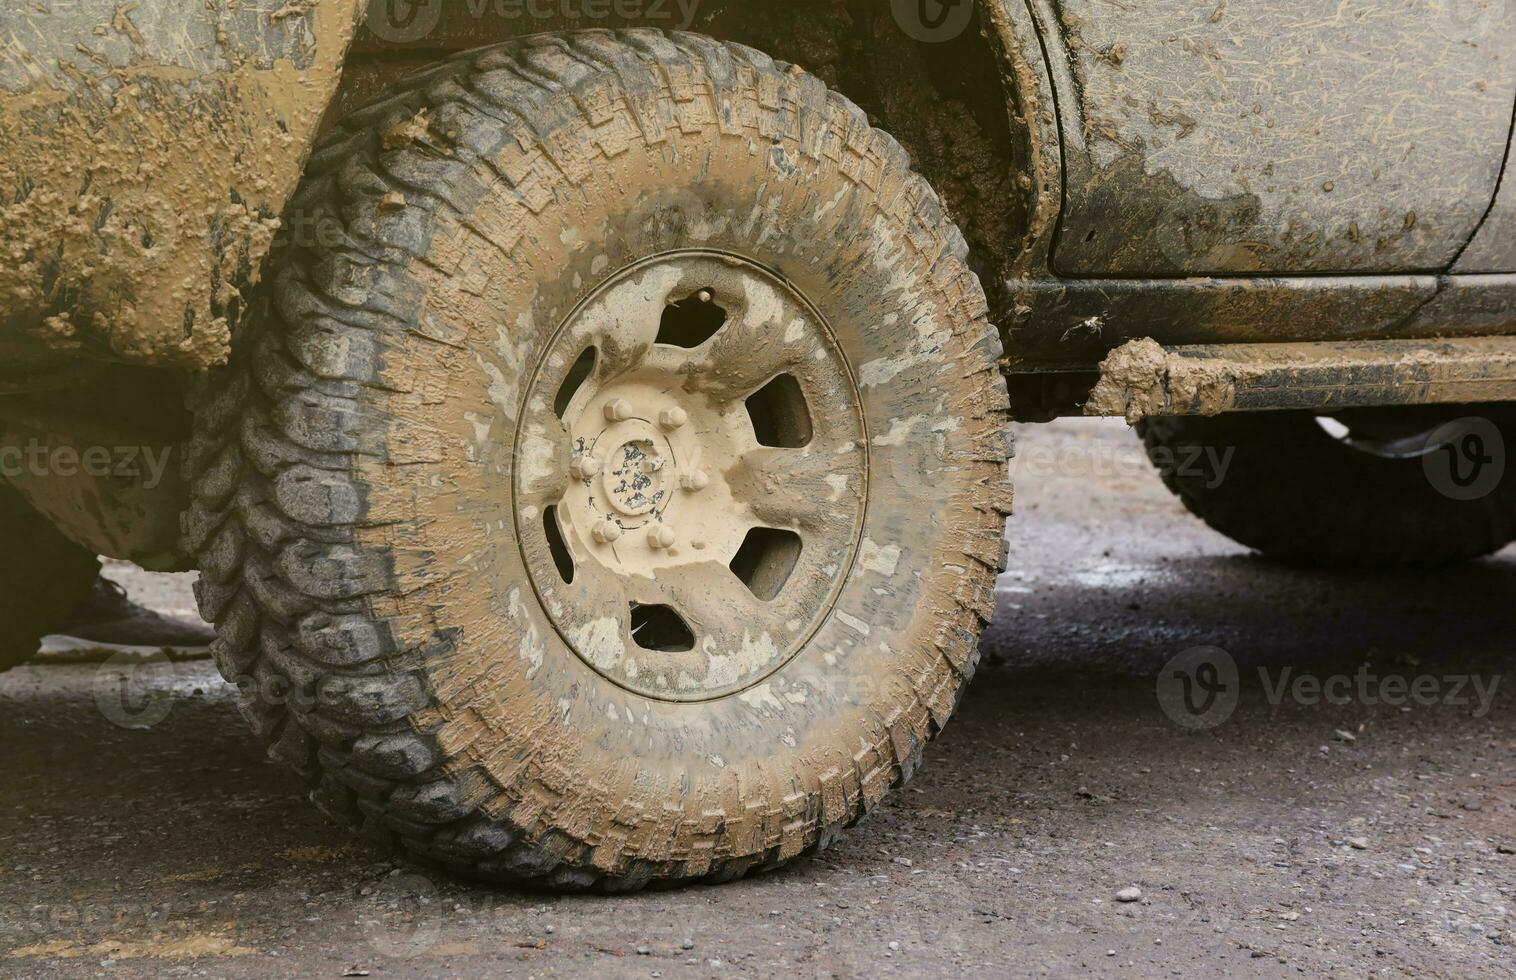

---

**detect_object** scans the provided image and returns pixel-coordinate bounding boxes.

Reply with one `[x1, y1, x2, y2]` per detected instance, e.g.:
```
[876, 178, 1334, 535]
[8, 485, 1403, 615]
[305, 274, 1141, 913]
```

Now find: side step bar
[1085, 337, 1516, 423]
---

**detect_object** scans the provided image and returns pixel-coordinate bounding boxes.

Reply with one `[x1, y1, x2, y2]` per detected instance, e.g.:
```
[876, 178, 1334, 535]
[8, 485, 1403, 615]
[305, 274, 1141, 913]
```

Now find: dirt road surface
[3, 419, 1513, 978]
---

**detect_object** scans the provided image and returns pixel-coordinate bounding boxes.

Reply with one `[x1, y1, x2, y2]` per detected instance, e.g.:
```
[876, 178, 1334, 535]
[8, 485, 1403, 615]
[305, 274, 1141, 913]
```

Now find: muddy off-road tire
[0, 483, 100, 671]
[1139, 412, 1516, 566]
[185, 31, 1011, 888]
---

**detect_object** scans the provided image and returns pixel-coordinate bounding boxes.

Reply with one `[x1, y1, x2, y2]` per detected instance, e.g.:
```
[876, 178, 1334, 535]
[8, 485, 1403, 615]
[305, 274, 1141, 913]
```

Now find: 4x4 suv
[2, 0, 1512, 888]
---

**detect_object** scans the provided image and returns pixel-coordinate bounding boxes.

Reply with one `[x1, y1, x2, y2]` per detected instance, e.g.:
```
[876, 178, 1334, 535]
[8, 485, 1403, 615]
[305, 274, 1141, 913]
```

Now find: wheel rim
[514, 251, 869, 702]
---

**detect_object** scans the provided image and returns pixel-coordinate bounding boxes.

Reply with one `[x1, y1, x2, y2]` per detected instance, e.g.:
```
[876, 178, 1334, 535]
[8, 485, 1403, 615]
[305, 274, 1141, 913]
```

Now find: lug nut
[648, 526, 677, 550]
[570, 454, 601, 480]
[659, 407, 689, 431]
[604, 398, 633, 422]
[680, 470, 710, 492]
[593, 521, 623, 545]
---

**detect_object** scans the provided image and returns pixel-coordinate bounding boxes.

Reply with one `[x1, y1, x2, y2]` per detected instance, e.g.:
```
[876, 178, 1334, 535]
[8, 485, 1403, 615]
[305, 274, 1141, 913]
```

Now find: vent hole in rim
[543, 506, 575, 585]
[729, 527, 803, 601]
[655, 289, 727, 348]
[746, 374, 813, 449]
[630, 604, 696, 652]
[554, 347, 598, 418]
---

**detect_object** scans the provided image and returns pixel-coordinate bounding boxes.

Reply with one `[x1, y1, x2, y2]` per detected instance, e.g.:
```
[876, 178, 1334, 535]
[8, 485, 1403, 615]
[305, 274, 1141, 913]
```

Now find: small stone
[636, 946, 651, 956]
[887, 941, 900, 951]
[1497, 843, 1515, 855]
[891, 857, 913, 867]
[1334, 729, 1357, 743]
[680, 939, 695, 950]
[1115, 886, 1142, 903]
[545, 925, 555, 934]
[1347, 837, 1369, 850]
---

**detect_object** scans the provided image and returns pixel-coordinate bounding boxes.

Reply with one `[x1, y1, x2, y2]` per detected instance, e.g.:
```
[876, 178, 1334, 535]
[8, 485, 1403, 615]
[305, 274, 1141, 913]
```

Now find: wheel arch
[334, 0, 1054, 310]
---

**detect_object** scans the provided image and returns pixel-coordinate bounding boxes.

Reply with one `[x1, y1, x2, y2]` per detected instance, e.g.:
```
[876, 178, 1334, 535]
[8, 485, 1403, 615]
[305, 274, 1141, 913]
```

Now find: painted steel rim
[513, 251, 869, 702]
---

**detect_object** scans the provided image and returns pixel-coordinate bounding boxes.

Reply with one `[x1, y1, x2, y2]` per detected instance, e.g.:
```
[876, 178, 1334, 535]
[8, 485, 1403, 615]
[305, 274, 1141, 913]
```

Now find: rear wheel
[1139, 409, 1516, 566]
[187, 31, 1011, 888]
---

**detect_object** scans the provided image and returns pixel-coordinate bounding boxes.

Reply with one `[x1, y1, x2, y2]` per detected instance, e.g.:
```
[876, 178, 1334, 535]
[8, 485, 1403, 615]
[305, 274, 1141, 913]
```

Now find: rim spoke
[728, 445, 866, 530]
[652, 563, 772, 653]
[683, 304, 821, 403]
[555, 562, 634, 667]
[515, 413, 574, 504]
[564, 264, 692, 381]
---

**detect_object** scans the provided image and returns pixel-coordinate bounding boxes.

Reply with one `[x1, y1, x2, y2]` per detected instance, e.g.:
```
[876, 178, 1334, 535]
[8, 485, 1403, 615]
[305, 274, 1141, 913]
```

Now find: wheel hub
[513, 251, 869, 702]
[557, 368, 747, 576]
[595, 427, 669, 519]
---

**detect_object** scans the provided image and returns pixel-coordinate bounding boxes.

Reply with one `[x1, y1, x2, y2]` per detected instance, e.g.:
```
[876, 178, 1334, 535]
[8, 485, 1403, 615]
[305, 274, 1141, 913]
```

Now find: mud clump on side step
[1086, 338, 1240, 423]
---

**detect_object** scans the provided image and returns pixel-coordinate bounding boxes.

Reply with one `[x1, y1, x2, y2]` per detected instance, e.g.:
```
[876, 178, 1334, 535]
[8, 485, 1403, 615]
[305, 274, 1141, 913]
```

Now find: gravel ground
[2, 418, 1513, 978]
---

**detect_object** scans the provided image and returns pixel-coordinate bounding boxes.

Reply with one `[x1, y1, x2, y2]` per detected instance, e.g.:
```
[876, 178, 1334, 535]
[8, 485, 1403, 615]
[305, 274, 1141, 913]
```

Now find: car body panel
[1036, 0, 1516, 277]
[0, 0, 1510, 384]
[1456, 113, 1516, 273]
[0, 0, 364, 374]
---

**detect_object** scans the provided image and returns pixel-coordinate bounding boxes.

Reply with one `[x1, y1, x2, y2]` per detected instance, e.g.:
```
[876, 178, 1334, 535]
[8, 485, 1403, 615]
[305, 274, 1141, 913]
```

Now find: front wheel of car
[185, 30, 1012, 888]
